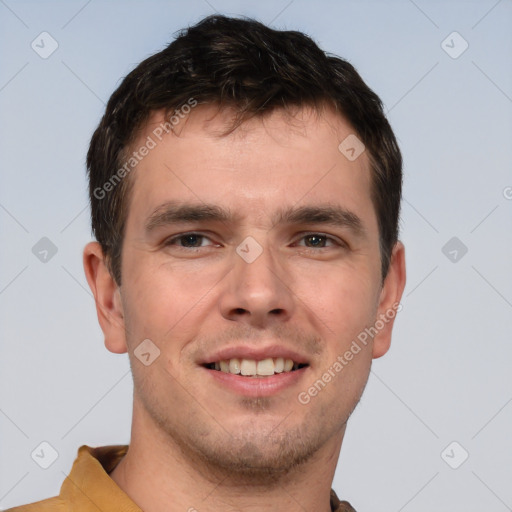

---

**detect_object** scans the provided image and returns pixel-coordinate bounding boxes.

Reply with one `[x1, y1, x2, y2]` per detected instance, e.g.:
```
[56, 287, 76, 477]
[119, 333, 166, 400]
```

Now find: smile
[204, 357, 309, 377]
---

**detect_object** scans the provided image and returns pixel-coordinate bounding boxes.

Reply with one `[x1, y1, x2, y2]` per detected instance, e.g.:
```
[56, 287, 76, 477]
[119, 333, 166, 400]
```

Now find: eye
[164, 232, 215, 249]
[294, 233, 344, 249]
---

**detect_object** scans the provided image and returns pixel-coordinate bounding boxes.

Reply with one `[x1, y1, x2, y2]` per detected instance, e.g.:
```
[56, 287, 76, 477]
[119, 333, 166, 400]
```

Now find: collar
[63, 445, 354, 511]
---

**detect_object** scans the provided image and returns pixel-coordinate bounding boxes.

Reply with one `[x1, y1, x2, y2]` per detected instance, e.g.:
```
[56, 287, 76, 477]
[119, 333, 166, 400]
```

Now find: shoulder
[336, 501, 357, 512]
[4, 496, 65, 512]
[330, 488, 357, 512]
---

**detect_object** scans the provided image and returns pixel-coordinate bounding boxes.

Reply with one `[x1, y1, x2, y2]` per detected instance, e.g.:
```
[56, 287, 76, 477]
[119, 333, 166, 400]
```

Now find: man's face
[100, 105, 402, 478]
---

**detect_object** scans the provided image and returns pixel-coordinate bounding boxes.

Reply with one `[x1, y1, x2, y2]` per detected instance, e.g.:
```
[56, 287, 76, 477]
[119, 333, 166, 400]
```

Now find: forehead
[124, 104, 376, 234]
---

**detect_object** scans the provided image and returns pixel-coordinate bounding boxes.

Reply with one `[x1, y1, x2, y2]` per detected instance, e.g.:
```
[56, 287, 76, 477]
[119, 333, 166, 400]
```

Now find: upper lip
[199, 344, 310, 365]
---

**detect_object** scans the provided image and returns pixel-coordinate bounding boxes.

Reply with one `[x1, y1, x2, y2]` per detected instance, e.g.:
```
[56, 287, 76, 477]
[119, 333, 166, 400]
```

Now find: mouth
[203, 358, 309, 377]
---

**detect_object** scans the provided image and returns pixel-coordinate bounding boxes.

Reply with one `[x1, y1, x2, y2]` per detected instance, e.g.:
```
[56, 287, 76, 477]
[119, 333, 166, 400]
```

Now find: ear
[372, 241, 406, 359]
[83, 241, 127, 354]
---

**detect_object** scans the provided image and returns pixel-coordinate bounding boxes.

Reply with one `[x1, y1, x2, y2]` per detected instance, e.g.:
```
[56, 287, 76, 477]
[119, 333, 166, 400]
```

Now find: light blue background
[1, 1, 511, 510]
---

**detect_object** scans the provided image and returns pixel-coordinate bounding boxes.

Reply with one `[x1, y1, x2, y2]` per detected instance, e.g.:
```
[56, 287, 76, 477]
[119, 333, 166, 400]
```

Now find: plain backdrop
[1, 1, 511, 510]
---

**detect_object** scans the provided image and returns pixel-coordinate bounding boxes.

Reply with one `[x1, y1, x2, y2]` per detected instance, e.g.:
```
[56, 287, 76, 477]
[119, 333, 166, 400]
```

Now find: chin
[175, 414, 331, 485]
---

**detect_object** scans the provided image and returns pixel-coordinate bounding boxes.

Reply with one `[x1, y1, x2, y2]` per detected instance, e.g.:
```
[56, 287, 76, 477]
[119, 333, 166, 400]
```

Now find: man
[9, 14, 405, 512]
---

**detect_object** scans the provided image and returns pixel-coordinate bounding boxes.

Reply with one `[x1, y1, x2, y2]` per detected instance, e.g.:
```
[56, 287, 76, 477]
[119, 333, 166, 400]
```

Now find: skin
[84, 104, 406, 512]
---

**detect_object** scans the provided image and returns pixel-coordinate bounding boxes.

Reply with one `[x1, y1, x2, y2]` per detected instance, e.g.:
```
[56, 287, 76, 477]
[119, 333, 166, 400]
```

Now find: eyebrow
[145, 202, 235, 233]
[274, 204, 365, 236]
[144, 201, 365, 237]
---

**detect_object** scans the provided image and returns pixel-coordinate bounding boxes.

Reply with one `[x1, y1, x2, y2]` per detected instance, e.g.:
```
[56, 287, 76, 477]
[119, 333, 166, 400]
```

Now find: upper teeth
[213, 357, 297, 376]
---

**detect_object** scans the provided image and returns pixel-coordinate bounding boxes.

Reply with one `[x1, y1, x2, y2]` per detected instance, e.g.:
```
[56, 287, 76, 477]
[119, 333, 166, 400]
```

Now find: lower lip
[205, 367, 309, 397]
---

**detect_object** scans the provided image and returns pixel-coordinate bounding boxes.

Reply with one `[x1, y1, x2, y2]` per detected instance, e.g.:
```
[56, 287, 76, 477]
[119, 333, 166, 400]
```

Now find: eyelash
[163, 232, 344, 251]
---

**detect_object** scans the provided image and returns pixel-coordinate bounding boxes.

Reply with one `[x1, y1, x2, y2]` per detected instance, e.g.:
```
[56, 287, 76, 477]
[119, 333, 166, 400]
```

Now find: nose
[218, 238, 296, 328]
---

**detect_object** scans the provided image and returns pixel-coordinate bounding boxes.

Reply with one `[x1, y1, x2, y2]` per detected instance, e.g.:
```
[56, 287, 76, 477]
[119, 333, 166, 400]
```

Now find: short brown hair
[87, 14, 402, 285]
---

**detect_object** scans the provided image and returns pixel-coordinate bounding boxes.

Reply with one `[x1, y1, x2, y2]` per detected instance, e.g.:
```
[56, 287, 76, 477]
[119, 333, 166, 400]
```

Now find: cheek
[294, 261, 379, 339]
[120, 254, 226, 354]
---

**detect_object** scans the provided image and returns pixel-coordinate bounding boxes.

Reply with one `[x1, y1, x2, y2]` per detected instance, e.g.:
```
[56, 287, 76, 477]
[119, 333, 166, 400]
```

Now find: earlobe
[372, 241, 406, 359]
[83, 241, 128, 354]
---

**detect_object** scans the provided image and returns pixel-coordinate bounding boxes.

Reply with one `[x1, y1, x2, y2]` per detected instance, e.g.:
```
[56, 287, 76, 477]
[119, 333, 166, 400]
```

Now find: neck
[110, 398, 345, 512]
